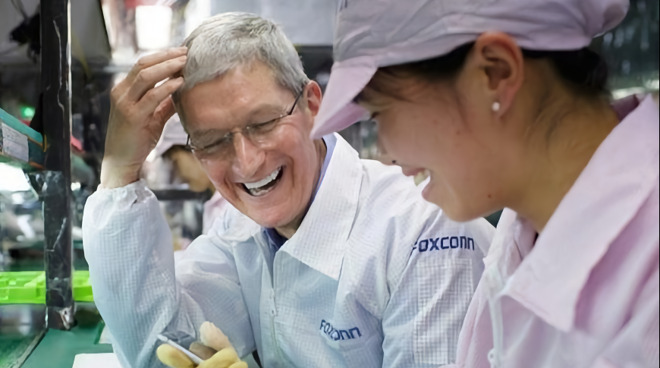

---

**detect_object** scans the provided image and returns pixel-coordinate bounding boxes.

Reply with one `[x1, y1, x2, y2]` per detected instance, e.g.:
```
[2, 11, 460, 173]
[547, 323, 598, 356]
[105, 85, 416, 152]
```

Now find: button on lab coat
[455, 96, 659, 368]
[83, 134, 495, 368]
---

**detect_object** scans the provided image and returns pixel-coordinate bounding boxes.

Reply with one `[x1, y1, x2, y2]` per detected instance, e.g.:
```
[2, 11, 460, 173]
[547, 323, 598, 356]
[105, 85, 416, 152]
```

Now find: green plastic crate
[0, 271, 93, 304]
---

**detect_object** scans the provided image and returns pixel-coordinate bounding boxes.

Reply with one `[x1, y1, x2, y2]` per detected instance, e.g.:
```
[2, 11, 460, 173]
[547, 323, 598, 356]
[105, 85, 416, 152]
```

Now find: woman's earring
[492, 101, 501, 112]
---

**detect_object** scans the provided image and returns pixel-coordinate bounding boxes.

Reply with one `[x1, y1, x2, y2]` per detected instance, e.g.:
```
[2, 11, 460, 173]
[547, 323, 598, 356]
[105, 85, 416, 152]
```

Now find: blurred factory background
[0, 1, 657, 365]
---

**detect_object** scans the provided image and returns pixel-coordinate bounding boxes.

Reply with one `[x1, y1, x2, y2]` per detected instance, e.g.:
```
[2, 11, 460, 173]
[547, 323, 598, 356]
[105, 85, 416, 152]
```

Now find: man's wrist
[99, 160, 142, 189]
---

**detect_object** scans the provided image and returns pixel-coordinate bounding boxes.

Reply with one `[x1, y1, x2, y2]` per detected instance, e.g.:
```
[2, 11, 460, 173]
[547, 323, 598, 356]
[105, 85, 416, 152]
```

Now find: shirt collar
[316, 133, 338, 194]
[500, 95, 659, 331]
[275, 134, 360, 279]
[263, 134, 338, 250]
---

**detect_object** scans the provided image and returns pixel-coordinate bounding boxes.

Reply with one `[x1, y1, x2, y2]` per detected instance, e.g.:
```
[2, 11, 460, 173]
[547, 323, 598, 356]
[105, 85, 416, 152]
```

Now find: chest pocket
[268, 316, 379, 367]
[497, 297, 603, 367]
[320, 321, 383, 367]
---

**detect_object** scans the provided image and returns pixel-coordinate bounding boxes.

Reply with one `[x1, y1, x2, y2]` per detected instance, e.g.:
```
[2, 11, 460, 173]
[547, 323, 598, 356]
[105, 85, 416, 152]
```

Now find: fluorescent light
[611, 87, 647, 99]
[135, 5, 173, 50]
[0, 163, 31, 192]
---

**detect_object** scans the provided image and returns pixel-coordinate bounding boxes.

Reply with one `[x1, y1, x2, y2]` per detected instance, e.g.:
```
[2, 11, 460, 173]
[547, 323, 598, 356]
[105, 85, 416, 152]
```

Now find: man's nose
[231, 133, 265, 178]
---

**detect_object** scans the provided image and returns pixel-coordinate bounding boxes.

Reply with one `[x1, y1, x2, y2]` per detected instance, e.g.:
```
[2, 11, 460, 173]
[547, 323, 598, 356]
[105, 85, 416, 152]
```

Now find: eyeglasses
[186, 90, 303, 160]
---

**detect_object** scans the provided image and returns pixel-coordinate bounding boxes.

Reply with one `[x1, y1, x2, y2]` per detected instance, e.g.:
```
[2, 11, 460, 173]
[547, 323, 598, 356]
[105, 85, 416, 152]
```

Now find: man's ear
[471, 32, 525, 116]
[305, 80, 323, 117]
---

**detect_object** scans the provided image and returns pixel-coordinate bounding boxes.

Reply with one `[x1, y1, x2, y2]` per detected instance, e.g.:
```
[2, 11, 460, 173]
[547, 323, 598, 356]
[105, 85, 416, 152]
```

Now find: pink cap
[311, 0, 629, 138]
[153, 115, 188, 157]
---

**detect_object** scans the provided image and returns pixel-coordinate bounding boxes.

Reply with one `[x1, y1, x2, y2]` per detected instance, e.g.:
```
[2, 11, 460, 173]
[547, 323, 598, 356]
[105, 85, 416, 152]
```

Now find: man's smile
[242, 166, 283, 196]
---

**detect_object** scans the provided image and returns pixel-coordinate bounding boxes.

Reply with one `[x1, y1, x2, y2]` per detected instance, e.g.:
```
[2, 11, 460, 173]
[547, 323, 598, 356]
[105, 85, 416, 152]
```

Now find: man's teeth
[244, 167, 281, 190]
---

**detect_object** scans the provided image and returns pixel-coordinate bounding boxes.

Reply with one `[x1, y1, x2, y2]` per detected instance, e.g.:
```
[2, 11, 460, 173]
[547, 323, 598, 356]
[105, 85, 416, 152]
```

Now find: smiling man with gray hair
[82, 12, 494, 368]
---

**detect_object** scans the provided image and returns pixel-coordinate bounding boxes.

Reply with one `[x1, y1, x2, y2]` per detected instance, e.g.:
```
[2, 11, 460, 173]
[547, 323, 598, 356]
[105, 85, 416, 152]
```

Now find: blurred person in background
[148, 115, 229, 235]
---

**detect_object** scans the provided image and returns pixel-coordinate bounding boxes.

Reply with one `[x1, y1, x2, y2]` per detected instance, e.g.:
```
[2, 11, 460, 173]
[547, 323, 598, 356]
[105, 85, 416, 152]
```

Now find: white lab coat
[202, 191, 229, 234]
[82, 134, 494, 368]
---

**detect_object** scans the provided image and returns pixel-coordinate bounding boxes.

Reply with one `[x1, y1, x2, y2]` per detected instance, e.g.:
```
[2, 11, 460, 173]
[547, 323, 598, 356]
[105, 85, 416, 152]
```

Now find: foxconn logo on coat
[413, 236, 476, 253]
[320, 319, 362, 341]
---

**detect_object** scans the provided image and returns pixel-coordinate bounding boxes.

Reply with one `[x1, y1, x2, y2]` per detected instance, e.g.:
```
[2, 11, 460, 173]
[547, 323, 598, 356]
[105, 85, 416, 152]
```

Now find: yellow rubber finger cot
[228, 361, 248, 368]
[199, 321, 232, 351]
[198, 348, 242, 368]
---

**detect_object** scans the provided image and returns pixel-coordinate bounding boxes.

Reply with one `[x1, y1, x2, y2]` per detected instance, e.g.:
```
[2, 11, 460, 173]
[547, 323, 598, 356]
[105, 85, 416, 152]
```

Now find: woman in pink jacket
[312, 0, 659, 366]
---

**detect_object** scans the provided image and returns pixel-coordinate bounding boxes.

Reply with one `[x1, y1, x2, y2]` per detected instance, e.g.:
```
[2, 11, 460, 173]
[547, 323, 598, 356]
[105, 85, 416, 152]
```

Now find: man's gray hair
[173, 12, 309, 112]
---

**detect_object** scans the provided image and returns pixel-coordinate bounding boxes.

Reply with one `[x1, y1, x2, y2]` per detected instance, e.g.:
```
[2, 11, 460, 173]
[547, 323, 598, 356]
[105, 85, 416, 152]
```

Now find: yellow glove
[157, 322, 248, 368]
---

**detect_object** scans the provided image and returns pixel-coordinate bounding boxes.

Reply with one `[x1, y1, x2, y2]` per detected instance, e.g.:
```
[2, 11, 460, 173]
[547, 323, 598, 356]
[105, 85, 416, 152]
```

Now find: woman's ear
[471, 32, 525, 116]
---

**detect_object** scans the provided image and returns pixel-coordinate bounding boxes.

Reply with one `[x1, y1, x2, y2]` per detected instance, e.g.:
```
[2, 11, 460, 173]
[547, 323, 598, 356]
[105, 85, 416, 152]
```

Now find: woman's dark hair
[521, 47, 609, 95]
[360, 43, 475, 101]
[366, 42, 609, 99]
